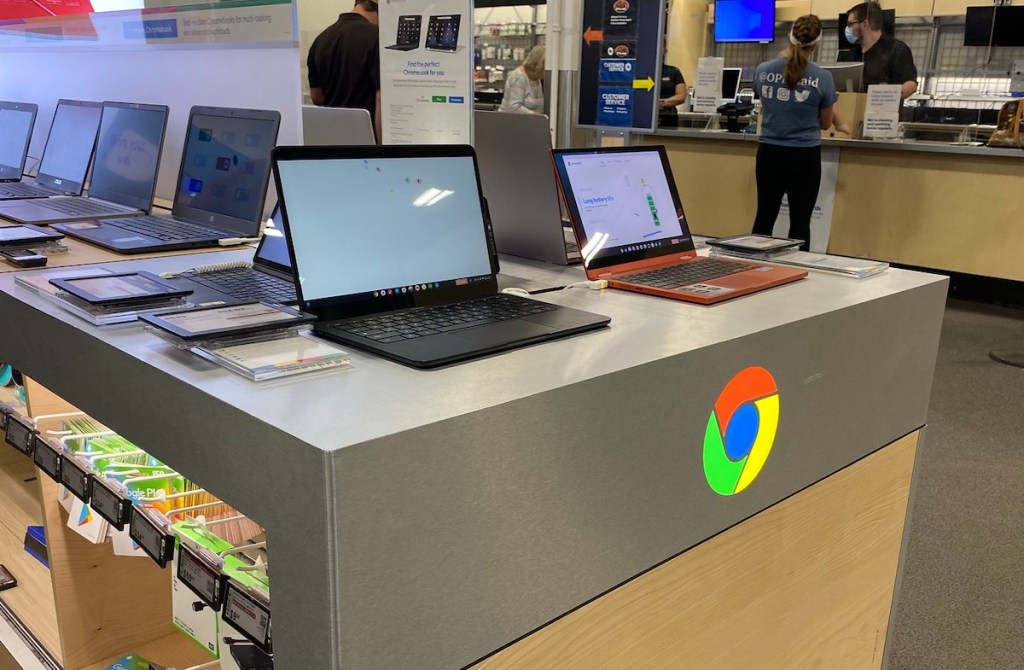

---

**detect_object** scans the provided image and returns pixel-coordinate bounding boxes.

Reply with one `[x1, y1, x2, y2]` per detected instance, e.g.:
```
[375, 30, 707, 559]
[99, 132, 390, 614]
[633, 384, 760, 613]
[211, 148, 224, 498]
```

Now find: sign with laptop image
[271, 144, 610, 369]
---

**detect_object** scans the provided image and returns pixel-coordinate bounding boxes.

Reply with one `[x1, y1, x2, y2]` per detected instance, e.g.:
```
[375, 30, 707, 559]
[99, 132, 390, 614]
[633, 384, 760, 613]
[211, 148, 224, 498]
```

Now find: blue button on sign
[449, 96, 465, 104]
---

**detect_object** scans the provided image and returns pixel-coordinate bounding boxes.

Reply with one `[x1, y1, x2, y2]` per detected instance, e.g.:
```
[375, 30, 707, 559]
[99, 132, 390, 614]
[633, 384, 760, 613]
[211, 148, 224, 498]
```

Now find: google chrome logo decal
[703, 367, 780, 496]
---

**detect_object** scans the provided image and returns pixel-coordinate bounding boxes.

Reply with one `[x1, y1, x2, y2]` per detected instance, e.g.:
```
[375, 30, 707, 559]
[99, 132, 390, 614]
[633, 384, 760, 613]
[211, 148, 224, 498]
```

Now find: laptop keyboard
[104, 215, 223, 241]
[621, 257, 749, 289]
[183, 267, 296, 304]
[328, 294, 556, 344]
[0, 183, 54, 198]
[34, 198, 132, 217]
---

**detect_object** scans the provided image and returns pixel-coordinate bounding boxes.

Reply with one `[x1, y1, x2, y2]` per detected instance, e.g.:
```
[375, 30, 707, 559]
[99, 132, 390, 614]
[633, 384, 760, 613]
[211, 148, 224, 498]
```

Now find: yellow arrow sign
[633, 77, 655, 91]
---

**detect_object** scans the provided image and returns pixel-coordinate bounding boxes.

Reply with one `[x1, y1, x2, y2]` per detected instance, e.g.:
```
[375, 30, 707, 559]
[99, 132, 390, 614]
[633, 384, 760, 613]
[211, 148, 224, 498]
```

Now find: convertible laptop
[0, 101, 168, 224]
[272, 144, 610, 369]
[0, 99, 102, 201]
[424, 14, 461, 52]
[0, 101, 38, 183]
[551, 145, 806, 305]
[473, 110, 579, 265]
[53, 106, 281, 254]
[177, 204, 297, 305]
[385, 15, 421, 51]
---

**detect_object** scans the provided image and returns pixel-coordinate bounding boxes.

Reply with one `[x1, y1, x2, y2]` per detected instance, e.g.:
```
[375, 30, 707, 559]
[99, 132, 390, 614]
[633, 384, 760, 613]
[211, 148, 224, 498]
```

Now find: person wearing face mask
[841, 2, 918, 99]
[751, 14, 847, 251]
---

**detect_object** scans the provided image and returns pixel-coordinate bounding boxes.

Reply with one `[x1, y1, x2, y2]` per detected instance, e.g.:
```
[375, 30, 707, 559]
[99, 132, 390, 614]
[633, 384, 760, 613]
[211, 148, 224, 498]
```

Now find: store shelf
[0, 515, 60, 665]
[81, 631, 216, 670]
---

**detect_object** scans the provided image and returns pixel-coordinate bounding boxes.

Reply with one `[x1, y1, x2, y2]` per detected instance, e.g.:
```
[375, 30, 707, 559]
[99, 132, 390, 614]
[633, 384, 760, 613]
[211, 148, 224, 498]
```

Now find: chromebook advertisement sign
[379, 0, 473, 144]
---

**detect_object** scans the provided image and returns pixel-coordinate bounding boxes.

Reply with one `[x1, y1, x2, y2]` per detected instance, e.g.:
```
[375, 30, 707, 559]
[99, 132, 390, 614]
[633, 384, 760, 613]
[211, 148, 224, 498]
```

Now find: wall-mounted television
[714, 0, 775, 43]
[964, 6, 1024, 48]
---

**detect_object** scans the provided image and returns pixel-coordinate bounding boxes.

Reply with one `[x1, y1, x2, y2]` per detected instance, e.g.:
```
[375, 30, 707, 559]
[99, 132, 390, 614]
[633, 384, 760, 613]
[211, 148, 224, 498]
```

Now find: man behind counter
[840, 2, 918, 99]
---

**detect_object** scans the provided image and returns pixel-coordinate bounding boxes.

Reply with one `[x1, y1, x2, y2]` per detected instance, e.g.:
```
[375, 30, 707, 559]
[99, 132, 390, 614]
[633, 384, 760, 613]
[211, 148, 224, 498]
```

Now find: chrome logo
[703, 367, 779, 496]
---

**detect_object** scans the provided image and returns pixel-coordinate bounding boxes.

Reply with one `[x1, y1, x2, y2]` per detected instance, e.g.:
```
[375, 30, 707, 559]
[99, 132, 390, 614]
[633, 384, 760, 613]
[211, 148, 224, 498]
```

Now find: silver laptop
[0, 102, 38, 183]
[0, 99, 102, 201]
[0, 102, 168, 225]
[473, 111, 579, 265]
[301, 106, 376, 146]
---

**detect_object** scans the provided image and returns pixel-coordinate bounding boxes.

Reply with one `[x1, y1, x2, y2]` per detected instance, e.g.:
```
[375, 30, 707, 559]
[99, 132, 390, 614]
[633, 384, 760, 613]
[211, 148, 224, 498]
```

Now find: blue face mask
[845, 26, 858, 44]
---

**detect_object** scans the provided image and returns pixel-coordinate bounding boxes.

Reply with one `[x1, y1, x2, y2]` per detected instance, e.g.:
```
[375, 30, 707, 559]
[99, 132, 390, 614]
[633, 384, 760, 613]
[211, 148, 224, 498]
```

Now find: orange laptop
[551, 145, 806, 305]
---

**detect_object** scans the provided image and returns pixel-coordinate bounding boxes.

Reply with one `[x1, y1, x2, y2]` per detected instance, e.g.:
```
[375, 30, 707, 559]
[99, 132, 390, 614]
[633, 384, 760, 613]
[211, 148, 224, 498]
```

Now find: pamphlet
[709, 248, 889, 278]
[194, 332, 351, 382]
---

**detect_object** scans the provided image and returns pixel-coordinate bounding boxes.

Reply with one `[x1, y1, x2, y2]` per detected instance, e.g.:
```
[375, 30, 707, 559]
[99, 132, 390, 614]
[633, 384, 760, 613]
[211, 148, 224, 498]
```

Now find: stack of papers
[710, 248, 889, 278]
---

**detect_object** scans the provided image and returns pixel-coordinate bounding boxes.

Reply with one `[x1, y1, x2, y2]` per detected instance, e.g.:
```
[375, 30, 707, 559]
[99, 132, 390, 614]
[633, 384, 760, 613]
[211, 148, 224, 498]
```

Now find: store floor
[888, 299, 1024, 670]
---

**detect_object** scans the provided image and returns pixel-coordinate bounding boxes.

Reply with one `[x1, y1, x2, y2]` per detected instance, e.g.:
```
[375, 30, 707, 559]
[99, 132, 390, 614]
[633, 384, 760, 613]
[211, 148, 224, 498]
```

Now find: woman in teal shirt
[751, 15, 848, 250]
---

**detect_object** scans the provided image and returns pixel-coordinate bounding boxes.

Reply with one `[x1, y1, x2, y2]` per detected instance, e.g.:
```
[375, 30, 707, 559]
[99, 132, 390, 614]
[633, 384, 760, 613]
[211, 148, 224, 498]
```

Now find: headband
[789, 31, 822, 48]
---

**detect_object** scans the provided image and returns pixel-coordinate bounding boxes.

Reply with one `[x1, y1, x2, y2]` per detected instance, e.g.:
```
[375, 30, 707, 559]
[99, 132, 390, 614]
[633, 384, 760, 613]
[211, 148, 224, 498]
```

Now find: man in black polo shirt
[841, 2, 917, 99]
[308, 0, 381, 140]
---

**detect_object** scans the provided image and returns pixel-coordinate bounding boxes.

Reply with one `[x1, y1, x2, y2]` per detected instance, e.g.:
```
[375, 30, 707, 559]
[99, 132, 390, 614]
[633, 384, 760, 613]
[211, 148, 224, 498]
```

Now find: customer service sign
[379, 0, 473, 144]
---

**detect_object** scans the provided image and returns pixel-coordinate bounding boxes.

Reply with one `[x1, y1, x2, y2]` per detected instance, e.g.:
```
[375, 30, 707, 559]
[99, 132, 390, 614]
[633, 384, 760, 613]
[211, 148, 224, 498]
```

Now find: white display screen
[0, 226, 51, 242]
[160, 303, 298, 335]
[276, 155, 492, 302]
[560, 150, 685, 247]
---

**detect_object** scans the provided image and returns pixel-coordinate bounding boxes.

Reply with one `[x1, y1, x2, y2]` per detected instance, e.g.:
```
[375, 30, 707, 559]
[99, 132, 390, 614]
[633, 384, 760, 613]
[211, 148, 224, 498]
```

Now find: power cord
[501, 280, 608, 297]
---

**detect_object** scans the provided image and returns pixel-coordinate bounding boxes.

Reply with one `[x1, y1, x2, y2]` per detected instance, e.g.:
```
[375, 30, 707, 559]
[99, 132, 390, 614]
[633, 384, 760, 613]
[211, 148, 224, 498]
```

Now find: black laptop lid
[272, 144, 498, 320]
[36, 99, 103, 194]
[395, 15, 421, 45]
[172, 106, 282, 236]
[0, 102, 38, 181]
[252, 204, 292, 275]
[551, 145, 696, 271]
[87, 102, 169, 211]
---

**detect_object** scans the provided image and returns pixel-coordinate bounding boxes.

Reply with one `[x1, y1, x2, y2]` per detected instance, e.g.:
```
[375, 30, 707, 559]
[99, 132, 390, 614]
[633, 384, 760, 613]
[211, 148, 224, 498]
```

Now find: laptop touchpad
[454, 320, 554, 344]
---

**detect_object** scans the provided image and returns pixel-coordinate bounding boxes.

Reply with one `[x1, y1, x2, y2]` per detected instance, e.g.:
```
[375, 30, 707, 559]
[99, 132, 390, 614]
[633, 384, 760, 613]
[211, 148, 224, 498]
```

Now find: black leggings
[751, 143, 822, 251]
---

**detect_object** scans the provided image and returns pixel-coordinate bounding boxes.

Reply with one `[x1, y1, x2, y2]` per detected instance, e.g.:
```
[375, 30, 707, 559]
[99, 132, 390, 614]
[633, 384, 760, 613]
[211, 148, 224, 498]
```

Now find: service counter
[645, 129, 1023, 283]
[0, 252, 947, 669]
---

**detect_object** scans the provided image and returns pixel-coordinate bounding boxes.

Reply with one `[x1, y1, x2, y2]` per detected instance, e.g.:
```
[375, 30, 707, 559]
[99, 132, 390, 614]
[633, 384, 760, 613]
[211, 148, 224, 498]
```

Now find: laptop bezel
[35, 99, 103, 195]
[0, 101, 38, 182]
[171, 105, 282, 235]
[86, 101, 170, 212]
[272, 143, 500, 323]
[551, 144, 697, 272]
[250, 203, 293, 278]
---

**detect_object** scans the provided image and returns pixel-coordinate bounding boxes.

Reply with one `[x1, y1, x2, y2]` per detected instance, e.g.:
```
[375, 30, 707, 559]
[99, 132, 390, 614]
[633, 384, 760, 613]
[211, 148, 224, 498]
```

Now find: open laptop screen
[552, 146, 693, 269]
[37, 100, 102, 193]
[88, 103, 168, 211]
[0, 103, 37, 180]
[275, 152, 492, 304]
[174, 107, 280, 233]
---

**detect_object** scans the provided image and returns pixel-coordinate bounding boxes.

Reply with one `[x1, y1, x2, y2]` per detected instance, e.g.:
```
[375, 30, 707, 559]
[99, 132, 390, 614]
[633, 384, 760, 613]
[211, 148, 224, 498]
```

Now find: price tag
[221, 580, 272, 654]
[33, 438, 63, 482]
[129, 507, 175, 568]
[90, 478, 133, 531]
[4, 415, 35, 456]
[177, 543, 225, 608]
[59, 456, 93, 503]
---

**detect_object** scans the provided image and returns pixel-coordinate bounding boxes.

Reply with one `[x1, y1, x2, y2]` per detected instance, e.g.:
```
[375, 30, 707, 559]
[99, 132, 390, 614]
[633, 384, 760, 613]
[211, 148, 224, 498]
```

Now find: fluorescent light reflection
[413, 187, 454, 207]
[581, 231, 609, 266]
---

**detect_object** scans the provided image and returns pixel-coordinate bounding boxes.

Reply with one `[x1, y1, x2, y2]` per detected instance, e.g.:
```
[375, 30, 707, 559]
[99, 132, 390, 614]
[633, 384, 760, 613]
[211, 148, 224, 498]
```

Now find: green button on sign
[432, 96, 447, 103]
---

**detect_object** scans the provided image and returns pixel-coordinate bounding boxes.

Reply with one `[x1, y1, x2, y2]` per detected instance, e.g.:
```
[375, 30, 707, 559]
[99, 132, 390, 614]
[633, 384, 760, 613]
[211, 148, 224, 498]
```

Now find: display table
[0, 252, 947, 669]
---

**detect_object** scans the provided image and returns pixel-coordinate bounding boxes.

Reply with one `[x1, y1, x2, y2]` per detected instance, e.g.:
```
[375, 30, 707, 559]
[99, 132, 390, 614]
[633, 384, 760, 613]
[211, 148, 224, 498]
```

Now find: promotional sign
[692, 56, 724, 114]
[577, 0, 665, 132]
[862, 84, 901, 139]
[379, 0, 473, 144]
[772, 146, 839, 252]
[0, 0, 292, 49]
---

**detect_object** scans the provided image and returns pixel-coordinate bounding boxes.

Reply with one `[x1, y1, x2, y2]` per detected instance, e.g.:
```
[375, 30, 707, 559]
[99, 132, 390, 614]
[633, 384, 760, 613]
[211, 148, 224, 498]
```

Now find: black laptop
[0, 101, 38, 183]
[0, 99, 102, 201]
[385, 15, 421, 51]
[425, 14, 461, 52]
[53, 106, 281, 254]
[272, 144, 610, 369]
[177, 204, 297, 305]
[0, 101, 168, 224]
